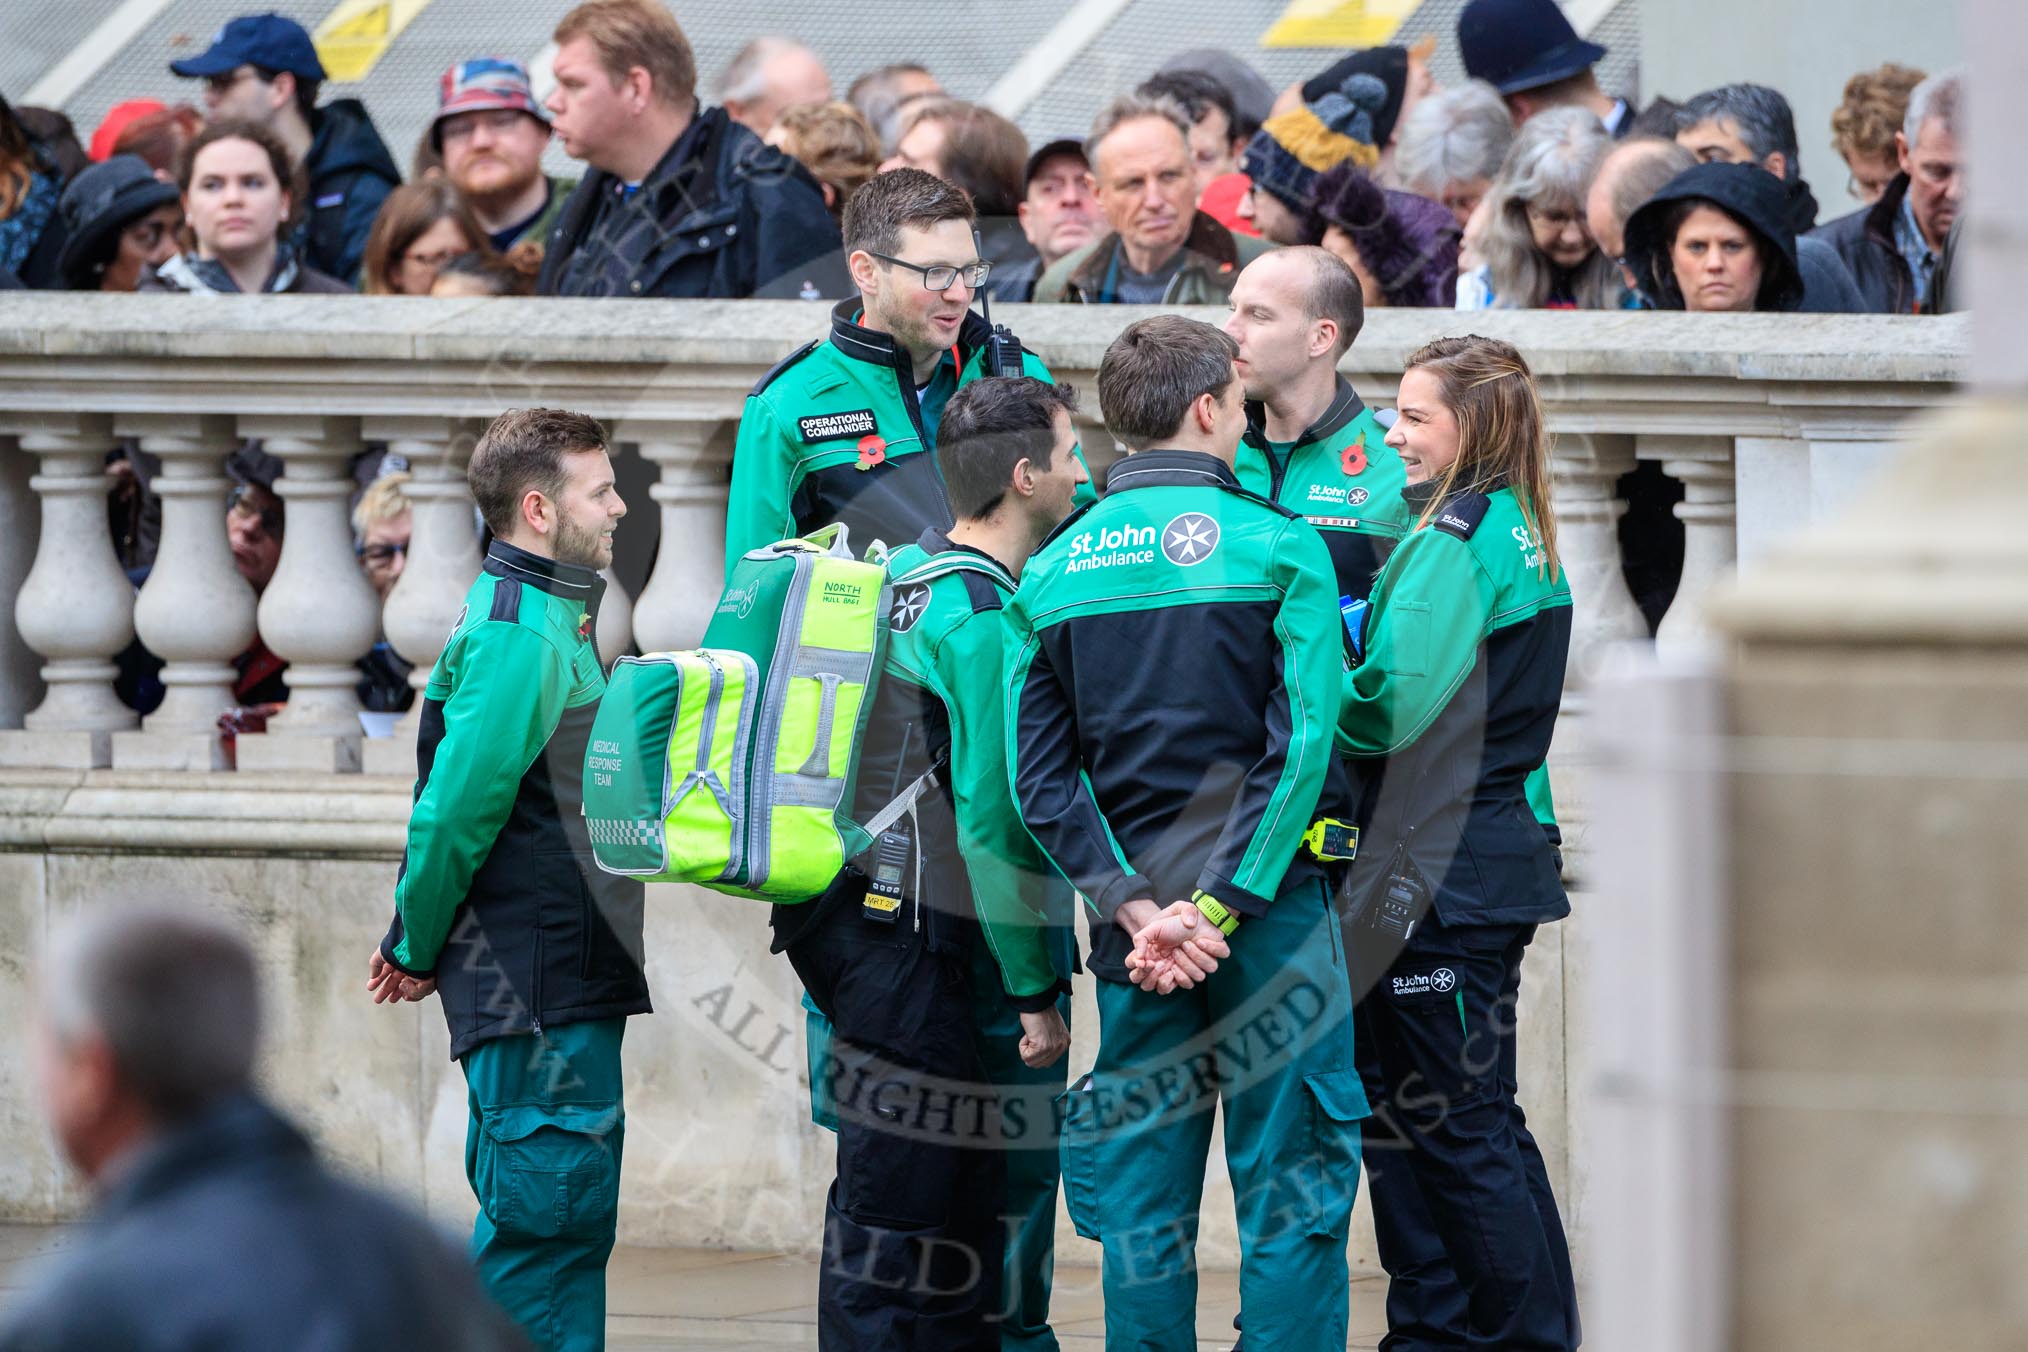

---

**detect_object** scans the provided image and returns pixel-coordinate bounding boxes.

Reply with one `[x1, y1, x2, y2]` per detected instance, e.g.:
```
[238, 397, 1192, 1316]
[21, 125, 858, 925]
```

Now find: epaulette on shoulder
[958, 568, 1006, 614]
[749, 338, 819, 398]
[1431, 493, 1492, 541]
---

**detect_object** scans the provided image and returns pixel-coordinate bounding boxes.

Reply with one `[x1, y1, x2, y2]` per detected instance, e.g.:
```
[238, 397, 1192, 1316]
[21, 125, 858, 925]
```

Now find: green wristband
[1192, 889, 1240, 936]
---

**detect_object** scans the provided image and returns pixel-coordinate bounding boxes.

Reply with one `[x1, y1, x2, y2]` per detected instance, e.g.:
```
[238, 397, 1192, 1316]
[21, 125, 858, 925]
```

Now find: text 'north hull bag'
[583, 525, 890, 902]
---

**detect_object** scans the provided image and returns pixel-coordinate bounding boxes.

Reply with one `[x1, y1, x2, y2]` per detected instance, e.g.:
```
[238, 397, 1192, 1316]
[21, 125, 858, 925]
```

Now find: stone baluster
[0, 433, 39, 731]
[596, 569, 634, 668]
[0, 415, 132, 768]
[110, 414, 248, 771]
[625, 421, 727, 654]
[234, 416, 377, 772]
[1644, 435, 1737, 651]
[362, 419, 482, 777]
[1550, 431, 1647, 692]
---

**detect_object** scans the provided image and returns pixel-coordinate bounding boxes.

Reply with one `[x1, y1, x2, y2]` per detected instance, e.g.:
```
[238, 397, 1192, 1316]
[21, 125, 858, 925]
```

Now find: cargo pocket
[1299, 1067, 1371, 1238]
[1382, 600, 1431, 677]
[804, 991, 839, 1133]
[476, 1103, 620, 1242]
[1056, 1075, 1105, 1241]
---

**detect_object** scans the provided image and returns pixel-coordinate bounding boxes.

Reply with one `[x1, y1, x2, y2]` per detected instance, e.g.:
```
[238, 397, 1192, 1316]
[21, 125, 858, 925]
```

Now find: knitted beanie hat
[1241, 72, 1386, 212]
[1314, 161, 1462, 307]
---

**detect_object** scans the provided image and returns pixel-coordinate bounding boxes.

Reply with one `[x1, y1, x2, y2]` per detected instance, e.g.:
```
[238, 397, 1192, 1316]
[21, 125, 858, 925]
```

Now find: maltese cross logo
[890, 584, 931, 633]
[1161, 513, 1220, 566]
[1430, 968, 1457, 994]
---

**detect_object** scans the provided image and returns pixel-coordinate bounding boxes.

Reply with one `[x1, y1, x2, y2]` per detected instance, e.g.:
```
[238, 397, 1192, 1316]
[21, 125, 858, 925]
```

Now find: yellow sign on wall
[1262, 0, 1420, 47]
[314, 0, 432, 83]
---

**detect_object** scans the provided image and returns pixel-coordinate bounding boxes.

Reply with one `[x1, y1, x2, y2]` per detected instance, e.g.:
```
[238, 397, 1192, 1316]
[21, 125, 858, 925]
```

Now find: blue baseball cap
[170, 13, 326, 82]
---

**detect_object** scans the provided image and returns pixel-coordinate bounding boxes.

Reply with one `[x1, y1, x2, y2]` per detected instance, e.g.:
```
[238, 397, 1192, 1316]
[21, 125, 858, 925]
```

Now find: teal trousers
[462, 1018, 627, 1352]
[1059, 880, 1367, 1351]
[967, 937, 1073, 1351]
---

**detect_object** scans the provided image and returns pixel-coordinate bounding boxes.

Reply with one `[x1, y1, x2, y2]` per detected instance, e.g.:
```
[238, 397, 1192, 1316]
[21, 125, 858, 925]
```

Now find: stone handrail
[0, 296, 1968, 795]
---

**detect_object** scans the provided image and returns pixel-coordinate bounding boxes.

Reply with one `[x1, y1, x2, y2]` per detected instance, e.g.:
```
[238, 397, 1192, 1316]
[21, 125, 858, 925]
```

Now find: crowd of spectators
[0, 0, 1968, 722]
[0, 0, 1963, 314]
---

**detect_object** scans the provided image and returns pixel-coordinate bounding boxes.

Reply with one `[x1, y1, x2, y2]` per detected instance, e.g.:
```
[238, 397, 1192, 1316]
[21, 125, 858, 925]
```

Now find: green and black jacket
[784, 529, 1076, 1009]
[1239, 383, 1561, 846]
[1336, 482, 1572, 927]
[380, 542, 650, 1058]
[1237, 376, 1410, 612]
[1005, 450, 1351, 982]
[726, 301, 1086, 569]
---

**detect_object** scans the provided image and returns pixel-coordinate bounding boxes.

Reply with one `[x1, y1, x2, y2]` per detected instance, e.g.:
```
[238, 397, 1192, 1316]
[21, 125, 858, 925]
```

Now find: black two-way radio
[974, 228, 1026, 377]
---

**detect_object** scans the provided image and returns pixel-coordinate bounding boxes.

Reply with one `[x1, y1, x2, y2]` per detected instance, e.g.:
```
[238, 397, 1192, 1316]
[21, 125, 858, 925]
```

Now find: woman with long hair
[1336, 335, 1579, 1349]
[1456, 106, 1621, 310]
[139, 119, 347, 295]
[360, 178, 491, 294]
[0, 94, 68, 287]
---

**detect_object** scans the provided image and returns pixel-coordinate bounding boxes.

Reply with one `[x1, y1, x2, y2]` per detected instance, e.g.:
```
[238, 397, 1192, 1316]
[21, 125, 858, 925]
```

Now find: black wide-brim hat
[1458, 0, 1608, 95]
[57, 154, 180, 286]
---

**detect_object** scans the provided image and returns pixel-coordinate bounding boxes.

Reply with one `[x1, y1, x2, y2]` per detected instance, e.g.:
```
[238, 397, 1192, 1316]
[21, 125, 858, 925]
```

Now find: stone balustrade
[0, 296, 1965, 778]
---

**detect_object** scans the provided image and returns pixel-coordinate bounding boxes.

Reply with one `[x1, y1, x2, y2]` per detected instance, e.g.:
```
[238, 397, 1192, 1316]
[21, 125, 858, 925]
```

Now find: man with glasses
[352, 472, 415, 713]
[1812, 68, 1963, 314]
[224, 448, 289, 708]
[431, 59, 576, 264]
[171, 13, 400, 285]
[725, 167, 1085, 570]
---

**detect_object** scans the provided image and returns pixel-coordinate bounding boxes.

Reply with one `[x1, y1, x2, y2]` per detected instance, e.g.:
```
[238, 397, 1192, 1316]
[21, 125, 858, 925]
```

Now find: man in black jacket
[537, 0, 843, 299]
[172, 13, 400, 284]
[370, 408, 647, 1352]
[1810, 69, 1962, 315]
[1, 906, 523, 1352]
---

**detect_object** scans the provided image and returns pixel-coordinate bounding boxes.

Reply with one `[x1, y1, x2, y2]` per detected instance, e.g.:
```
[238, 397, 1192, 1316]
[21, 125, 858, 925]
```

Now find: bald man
[1222, 246, 1409, 600]
[1584, 136, 1695, 295]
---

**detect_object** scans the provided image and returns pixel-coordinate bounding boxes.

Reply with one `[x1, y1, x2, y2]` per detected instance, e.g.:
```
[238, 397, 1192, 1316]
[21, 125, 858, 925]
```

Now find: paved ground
[0, 1223, 1390, 1349]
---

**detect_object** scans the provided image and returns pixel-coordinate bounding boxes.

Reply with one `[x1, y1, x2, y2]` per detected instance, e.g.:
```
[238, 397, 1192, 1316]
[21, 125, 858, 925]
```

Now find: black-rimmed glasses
[357, 541, 409, 567]
[867, 252, 991, 291]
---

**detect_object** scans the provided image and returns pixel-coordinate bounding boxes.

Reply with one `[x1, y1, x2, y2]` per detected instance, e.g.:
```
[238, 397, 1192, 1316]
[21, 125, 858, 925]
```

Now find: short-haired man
[1137, 69, 1246, 201]
[1224, 247, 1406, 603]
[538, 0, 841, 299]
[1, 907, 520, 1351]
[1456, 0, 1633, 134]
[1032, 93, 1275, 304]
[879, 99, 1039, 298]
[433, 58, 576, 259]
[725, 168, 1086, 569]
[848, 62, 944, 156]
[716, 36, 832, 138]
[170, 12, 400, 283]
[1811, 68, 1962, 314]
[1675, 83, 1820, 232]
[1005, 315, 1364, 1349]
[368, 407, 646, 1350]
[778, 375, 1087, 1349]
[999, 137, 1098, 301]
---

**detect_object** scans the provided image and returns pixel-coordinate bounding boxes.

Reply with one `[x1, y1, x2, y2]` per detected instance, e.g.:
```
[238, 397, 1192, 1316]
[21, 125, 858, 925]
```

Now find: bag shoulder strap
[890, 551, 1015, 593]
